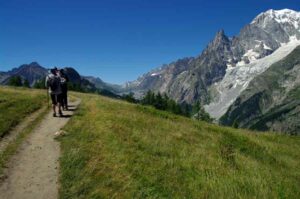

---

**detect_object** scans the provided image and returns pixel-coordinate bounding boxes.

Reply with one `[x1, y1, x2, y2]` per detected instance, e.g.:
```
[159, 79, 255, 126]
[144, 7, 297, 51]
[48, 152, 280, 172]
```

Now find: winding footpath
[0, 99, 80, 199]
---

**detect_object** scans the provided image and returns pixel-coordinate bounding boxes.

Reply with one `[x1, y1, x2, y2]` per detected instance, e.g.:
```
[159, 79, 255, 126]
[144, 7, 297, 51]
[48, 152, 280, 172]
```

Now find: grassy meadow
[59, 92, 300, 199]
[0, 86, 46, 137]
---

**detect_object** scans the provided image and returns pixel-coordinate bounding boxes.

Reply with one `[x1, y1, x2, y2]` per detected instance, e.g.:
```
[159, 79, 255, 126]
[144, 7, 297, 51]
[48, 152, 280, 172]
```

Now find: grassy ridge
[59, 93, 300, 198]
[0, 86, 46, 137]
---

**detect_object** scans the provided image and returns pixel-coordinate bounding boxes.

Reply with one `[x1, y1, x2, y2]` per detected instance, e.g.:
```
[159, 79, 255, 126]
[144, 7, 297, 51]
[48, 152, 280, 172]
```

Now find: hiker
[58, 69, 69, 111]
[45, 67, 63, 117]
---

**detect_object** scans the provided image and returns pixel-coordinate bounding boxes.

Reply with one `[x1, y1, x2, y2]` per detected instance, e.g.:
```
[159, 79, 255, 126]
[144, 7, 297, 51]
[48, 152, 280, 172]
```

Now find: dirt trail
[0, 107, 47, 153]
[0, 99, 80, 199]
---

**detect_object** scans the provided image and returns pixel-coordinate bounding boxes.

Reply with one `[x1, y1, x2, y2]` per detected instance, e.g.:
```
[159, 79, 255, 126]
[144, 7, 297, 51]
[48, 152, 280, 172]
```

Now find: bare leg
[58, 102, 63, 117]
[65, 93, 68, 110]
[52, 104, 56, 117]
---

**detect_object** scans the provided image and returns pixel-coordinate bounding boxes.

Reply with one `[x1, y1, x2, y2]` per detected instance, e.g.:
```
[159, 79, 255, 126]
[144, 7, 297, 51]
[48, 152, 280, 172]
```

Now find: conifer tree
[33, 78, 46, 89]
[8, 76, 23, 87]
[154, 92, 163, 110]
[23, 79, 30, 88]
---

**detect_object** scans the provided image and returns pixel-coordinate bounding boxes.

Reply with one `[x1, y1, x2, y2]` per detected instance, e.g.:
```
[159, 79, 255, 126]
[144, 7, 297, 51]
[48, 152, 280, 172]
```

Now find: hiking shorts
[50, 94, 63, 105]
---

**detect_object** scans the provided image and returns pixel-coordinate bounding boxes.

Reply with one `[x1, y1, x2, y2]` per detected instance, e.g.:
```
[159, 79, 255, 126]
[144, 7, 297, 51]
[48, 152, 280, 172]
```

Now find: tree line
[122, 90, 213, 122]
[8, 76, 30, 88]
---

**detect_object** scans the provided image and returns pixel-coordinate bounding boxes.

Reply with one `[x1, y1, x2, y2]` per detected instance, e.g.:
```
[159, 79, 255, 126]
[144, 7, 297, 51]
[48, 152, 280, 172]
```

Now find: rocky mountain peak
[29, 62, 41, 67]
[63, 67, 81, 84]
[215, 29, 226, 37]
[208, 29, 230, 50]
[9, 62, 47, 75]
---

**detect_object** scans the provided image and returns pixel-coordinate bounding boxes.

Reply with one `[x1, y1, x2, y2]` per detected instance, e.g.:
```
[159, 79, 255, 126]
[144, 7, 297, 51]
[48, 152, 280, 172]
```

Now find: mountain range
[125, 9, 300, 101]
[0, 62, 47, 86]
[0, 62, 119, 95]
[123, 8, 300, 134]
[1, 8, 300, 134]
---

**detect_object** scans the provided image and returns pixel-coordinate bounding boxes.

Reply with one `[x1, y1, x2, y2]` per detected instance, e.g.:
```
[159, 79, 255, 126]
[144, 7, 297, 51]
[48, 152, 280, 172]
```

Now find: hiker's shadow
[67, 108, 77, 111]
[60, 114, 72, 118]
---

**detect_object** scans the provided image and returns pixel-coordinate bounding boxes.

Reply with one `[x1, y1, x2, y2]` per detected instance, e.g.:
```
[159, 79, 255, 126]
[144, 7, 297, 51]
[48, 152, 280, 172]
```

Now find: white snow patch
[254, 40, 272, 50]
[290, 35, 299, 42]
[263, 43, 272, 50]
[151, 73, 159, 77]
[179, 71, 188, 75]
[226, 63, 233, 68]
[254, 40, 262, 48]
[244, 49, 260, 62]
[205, 39, 300, 119]
[236, 60, 246, 67]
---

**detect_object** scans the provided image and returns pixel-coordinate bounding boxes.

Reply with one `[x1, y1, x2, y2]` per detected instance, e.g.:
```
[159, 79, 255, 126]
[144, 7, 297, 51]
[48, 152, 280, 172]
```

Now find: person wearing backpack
[45, 67, 63, 117]
[58, 69, 69, 111]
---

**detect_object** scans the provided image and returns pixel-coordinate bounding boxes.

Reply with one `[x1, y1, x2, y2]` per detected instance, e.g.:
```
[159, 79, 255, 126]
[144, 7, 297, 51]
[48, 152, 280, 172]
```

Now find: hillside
[59, 92, 300, 198]
[220, 45, 300, 134]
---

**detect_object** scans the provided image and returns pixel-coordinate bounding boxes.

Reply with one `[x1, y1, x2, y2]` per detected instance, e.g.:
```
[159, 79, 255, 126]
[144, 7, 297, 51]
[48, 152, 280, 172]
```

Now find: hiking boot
[59, 110, 63, 117]
[53, 113, 57, 117]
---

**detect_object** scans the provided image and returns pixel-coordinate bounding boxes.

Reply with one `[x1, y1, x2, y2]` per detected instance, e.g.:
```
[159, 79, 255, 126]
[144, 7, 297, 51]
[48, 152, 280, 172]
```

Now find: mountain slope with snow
[220, 45, 300, 134]
[205, 39, 300, 119]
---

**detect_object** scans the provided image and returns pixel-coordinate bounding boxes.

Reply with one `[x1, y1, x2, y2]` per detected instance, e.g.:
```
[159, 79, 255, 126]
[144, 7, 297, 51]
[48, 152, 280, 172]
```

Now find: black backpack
[48, 76, 60, 91]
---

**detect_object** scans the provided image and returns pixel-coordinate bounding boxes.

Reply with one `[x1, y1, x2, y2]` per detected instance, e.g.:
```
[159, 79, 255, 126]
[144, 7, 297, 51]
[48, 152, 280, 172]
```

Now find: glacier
[205, 39, 300, 119]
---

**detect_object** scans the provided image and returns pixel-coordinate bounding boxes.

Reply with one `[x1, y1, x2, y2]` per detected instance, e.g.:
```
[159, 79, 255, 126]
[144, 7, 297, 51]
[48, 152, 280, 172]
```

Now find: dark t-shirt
[60, 74, 69, 93]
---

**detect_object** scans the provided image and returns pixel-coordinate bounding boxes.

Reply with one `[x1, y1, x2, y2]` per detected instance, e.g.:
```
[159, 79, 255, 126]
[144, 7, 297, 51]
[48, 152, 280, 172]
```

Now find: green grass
[59, 93, 300, 199]
[0, 86, 48, 174]
[0, 86, 46, 137]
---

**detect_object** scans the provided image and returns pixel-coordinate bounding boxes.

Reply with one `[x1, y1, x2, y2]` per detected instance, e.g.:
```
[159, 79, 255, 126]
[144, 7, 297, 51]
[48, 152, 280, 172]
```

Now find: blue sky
[1, 0, 299, 84]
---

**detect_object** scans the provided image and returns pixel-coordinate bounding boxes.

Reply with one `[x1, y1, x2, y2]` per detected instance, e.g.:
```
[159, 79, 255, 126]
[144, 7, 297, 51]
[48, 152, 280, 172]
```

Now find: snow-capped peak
[266, 8, 299, 15]
[251, 9, 300, 29]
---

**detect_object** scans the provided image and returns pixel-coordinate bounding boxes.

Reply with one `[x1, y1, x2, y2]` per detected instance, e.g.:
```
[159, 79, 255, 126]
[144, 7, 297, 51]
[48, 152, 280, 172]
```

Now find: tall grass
[59, 93, 300, 199]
